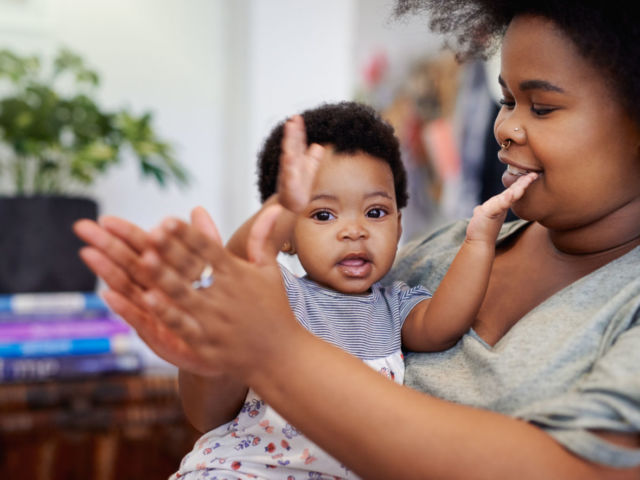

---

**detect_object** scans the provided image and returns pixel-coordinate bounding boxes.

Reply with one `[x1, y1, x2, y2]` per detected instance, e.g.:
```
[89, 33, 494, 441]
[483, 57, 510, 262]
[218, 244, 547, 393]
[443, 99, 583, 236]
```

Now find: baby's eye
[366, 208, 388, 219]
[312, 210, 335, 221]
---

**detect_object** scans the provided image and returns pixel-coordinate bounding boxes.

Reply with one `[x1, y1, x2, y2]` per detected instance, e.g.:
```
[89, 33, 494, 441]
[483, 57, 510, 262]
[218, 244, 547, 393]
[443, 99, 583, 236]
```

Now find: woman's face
[494, 14, 640, 231]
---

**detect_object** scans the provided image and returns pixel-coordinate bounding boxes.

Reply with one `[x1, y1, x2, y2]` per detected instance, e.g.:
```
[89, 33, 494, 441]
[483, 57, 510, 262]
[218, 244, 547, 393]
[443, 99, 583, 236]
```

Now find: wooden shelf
[0, 373, 200, 480]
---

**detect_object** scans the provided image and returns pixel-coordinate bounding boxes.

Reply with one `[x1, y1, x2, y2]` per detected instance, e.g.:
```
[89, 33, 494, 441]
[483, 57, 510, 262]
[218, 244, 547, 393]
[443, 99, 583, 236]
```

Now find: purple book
[0, 316, 131, 342]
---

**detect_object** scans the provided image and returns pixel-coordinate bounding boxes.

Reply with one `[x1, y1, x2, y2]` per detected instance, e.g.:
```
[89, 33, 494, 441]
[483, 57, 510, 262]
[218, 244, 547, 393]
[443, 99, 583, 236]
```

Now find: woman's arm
[140, 208, 639, 480]
[249, 321, 639, 480]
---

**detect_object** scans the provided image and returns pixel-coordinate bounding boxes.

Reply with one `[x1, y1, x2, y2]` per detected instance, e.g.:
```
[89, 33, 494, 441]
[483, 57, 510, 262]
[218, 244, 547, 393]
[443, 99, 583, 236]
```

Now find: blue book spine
[0, 292, 108, 314]
[0, 334, 133, 358]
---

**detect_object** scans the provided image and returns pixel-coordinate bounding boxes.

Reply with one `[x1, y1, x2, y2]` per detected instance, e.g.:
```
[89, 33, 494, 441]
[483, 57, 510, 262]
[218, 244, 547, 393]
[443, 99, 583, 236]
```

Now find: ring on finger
[192, 263, 214, 290]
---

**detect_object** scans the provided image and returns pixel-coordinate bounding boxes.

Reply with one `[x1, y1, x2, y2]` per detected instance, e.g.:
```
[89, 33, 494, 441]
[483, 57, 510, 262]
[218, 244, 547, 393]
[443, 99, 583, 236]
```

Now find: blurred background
[0, 1, 504, 478]
[1, 0, 503, 243]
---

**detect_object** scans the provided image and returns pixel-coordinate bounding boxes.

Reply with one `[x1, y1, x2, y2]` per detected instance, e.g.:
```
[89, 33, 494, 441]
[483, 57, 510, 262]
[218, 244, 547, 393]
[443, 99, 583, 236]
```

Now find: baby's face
[292, 149, 402, 294]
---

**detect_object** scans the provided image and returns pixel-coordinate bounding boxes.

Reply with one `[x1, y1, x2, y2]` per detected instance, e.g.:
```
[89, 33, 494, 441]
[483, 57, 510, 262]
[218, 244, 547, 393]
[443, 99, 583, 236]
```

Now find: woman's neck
[544, 203, 640, 258]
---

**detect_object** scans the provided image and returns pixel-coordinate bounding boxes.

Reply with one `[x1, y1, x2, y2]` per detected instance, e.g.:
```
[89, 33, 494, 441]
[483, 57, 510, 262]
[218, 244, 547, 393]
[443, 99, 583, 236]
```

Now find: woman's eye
[312, 210, 335, 221]
[366, 208, 387, 219]
[499, 98, 515, 109]
[531, 105, 556, 116]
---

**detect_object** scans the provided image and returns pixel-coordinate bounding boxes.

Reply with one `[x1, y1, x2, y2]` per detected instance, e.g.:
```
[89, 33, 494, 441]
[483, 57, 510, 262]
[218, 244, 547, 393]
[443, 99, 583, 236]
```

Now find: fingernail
[165, 218, 178, 231]
[142, 250, 159, 266]
[150, 227, 165, 243]
[142, 291, 157, 307]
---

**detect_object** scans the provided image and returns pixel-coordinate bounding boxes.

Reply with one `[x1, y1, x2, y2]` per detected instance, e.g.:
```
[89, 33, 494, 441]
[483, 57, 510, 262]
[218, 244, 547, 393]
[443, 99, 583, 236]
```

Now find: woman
[75, 1, 640, 478]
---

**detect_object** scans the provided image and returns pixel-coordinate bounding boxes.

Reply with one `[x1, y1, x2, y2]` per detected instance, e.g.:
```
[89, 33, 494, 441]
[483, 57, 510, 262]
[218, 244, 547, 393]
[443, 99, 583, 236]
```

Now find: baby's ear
[396, 211, 403, 243]
[281, 240, 297, 255]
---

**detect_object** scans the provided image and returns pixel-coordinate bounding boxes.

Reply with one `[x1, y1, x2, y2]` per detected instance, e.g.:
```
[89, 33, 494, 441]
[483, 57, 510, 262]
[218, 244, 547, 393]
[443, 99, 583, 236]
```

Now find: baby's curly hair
[394, 0, 640, 125]
[257, 101, 408, 209]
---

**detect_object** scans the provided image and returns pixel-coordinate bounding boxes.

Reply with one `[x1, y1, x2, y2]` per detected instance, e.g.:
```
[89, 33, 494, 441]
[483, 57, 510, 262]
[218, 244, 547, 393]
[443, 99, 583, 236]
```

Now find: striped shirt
[281, 265, 432, 361]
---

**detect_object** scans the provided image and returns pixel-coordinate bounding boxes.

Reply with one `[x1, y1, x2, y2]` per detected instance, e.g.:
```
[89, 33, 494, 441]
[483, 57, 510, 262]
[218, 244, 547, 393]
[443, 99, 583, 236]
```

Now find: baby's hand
[277, 115, 324, 213]
[466, 172, 538, 244]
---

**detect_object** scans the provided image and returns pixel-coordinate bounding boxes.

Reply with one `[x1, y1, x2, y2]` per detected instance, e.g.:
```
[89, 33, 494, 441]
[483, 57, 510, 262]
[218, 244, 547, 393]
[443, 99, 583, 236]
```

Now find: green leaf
[0, 47, 189, 194]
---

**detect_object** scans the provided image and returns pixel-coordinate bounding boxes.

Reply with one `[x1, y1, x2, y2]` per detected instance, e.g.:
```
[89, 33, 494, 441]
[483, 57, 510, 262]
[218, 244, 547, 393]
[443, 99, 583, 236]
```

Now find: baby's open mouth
[337, 255, 372, 278]
[339, 257, 368, 266]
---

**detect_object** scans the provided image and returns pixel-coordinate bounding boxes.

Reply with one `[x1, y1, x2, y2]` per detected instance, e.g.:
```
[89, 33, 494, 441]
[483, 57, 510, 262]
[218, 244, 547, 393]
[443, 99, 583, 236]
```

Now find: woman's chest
[473, 240, 610, 346]
[405, 279, 626, 411]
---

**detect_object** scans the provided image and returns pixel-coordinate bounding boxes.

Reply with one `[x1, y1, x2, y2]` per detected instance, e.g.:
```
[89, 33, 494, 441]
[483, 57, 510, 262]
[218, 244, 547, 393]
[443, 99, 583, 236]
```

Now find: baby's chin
[319, 277, 377, 295]
[337, 284, 374, 295]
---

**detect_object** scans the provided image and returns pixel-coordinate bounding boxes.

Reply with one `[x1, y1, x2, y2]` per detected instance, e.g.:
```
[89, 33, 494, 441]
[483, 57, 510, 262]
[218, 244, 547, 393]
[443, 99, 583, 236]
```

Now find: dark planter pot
[0, 196, 98, 293]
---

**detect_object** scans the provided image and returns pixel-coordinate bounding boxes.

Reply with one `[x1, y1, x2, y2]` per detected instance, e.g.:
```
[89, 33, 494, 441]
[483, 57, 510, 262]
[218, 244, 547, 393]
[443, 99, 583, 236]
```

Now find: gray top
[385, 220, 640, 468]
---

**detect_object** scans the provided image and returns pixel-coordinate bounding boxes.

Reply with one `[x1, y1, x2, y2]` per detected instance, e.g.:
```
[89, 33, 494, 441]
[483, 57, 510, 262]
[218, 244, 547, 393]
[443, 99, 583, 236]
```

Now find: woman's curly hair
[257, 101, 408, 208]
[394, 0, 640, 124]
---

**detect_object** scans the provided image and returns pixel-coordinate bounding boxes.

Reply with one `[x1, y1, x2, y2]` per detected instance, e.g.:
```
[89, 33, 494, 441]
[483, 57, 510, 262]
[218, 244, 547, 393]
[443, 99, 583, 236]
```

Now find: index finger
[74, 218, 151, 285]
[99, 215, 152, 253]
[157, 217, 231, 273]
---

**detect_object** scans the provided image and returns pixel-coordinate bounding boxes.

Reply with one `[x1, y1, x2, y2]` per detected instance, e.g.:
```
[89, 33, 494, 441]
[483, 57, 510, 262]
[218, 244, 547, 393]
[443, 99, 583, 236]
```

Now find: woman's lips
[507, 164, 530, 176]
[502, 163, 542, 188]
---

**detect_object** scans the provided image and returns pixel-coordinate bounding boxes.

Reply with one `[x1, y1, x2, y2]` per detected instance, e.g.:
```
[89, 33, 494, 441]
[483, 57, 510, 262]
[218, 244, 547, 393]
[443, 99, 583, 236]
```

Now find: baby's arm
[227, 115, 323, 260]
[179, 117, 322, 432]
[402, 173, 537, 351]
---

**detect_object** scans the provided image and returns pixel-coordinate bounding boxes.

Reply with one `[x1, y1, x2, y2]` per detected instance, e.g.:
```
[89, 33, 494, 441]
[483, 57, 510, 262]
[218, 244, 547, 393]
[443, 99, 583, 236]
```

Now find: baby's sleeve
[277, 263, 307, 328]
[393, 282, 433, 325]
[515, 317, 640, 468]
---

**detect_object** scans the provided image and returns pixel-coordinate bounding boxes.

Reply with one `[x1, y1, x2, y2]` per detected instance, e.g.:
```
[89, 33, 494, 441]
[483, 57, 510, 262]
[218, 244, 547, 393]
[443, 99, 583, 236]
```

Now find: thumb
[191, 206, 223, 245]
[247, 204, 284, 265]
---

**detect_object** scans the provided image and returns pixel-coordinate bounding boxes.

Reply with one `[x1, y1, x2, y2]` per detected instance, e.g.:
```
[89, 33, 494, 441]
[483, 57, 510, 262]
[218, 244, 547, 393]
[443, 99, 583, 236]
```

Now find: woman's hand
[73, 211, 220, 376]
[76, 204, 300, 382]
[143, 204, 301, 381]
[74, 208, 234, 376]
[75, 209, 259, 430]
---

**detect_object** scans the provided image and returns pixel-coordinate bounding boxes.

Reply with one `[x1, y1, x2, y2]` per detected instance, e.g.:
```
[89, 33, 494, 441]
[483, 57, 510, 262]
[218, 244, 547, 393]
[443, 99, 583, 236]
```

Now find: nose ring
[514, 127, 520, 132]
[500, 139, 511, 150]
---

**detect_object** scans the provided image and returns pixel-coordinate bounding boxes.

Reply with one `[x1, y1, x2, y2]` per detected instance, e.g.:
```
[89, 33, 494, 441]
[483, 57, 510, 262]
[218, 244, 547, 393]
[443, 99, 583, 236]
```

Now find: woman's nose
[494, 112, 526, 147]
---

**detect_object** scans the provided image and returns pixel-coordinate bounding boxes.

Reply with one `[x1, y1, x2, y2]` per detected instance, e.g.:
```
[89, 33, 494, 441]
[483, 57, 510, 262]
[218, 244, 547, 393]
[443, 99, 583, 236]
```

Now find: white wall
[50, 0, 225, 231]
[1, 0, 359, 239]
[1, 0, 225, 230]
[1, 0, 447, 239]
[224, 0, 357, 236]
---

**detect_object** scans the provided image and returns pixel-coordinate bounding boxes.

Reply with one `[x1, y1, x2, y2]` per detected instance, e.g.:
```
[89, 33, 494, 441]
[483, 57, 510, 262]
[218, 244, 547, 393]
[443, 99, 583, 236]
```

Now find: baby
[172, 101, 535, 479]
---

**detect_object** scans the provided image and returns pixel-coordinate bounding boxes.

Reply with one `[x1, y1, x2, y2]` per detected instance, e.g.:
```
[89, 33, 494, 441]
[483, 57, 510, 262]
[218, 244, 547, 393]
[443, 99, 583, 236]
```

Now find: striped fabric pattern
[279, 266, 432, 360]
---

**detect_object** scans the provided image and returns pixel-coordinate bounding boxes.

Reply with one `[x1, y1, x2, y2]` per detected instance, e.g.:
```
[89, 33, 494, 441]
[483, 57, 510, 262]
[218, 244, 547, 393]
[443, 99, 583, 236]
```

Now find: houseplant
[0, 48, 189, 293]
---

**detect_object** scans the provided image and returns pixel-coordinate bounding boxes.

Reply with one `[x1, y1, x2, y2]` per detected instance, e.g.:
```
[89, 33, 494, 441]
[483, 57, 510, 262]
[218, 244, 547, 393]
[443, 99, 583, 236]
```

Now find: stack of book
[0, 292, 146, 383]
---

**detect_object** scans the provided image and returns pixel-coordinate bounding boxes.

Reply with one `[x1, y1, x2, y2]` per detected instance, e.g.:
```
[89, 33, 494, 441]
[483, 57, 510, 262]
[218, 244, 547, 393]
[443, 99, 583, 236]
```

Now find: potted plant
[0, 48, 189, 293]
